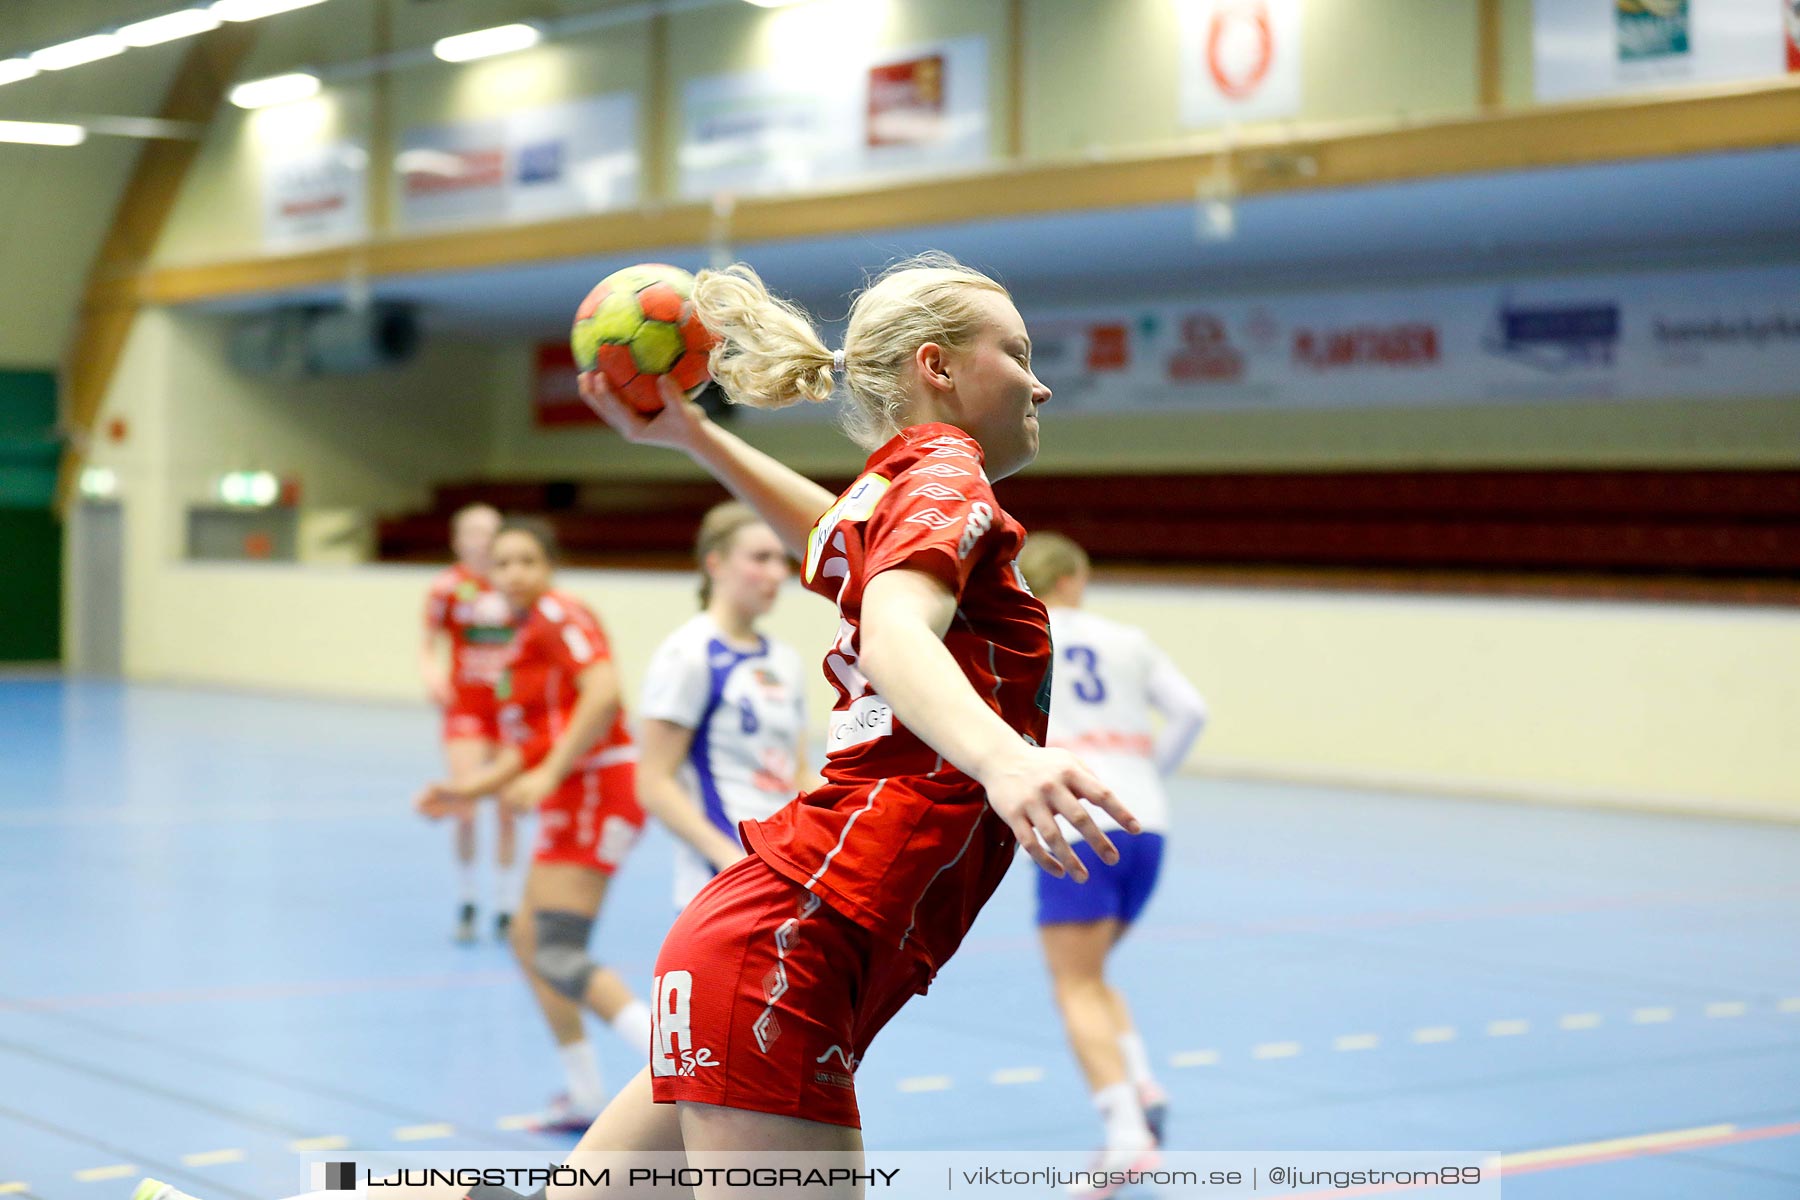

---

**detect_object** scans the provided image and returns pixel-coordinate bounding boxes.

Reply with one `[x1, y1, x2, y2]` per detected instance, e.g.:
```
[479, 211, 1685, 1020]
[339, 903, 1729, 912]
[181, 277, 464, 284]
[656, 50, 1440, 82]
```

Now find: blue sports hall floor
[3, 677, 1797, 1199]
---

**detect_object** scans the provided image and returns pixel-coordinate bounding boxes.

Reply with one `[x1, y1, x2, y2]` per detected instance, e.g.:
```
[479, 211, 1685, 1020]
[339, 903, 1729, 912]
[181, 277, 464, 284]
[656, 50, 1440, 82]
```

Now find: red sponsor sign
[867, 54, 946, 147]
[1206, 2, 1276, 99]
[534, 342, 603, 427]
[1787, 0, 1800, 72]
[1086, 323, 1130, 371]
[1167, 313, 1245, 382]
[1292, 323, 1440, 369]
[403, 148, 505, 197]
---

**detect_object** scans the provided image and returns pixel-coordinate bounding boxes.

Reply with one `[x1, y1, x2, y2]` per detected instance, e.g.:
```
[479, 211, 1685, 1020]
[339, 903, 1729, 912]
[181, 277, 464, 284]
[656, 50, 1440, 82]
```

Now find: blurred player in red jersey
[565, 253, 1139, 1185]
[421, 503, 521, 943]
[417, 518, 652, 1132]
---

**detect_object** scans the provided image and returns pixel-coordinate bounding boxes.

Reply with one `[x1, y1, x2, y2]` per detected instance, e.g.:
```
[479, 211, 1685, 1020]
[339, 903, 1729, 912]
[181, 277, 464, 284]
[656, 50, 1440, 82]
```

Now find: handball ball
[570, 263, 717, 416]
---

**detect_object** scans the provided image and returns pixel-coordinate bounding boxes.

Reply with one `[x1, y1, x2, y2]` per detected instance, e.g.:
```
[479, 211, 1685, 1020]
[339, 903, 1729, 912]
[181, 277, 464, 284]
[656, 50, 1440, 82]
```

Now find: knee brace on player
[532, 909, 596, 1001]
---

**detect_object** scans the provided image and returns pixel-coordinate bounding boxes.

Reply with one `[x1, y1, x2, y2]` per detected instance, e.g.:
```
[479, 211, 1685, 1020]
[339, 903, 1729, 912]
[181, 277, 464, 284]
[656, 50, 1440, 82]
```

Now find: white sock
[1119, 1030, 1161, 1094]
[457, 860, 479, 907]
[1094, 1081, 1153, 1152]
[493, 857, 522, 913]
[558, 1039, 605, 1112]
[608, 998, 653, 1058]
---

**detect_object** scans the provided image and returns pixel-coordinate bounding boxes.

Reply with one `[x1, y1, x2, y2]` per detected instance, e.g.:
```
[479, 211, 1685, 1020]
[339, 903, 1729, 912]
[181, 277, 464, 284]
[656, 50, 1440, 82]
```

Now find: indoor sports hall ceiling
[186, 144, 1800, 334]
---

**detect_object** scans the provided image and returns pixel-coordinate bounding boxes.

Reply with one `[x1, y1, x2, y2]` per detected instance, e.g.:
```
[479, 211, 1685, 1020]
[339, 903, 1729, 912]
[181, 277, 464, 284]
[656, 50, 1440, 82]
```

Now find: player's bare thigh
[679, 1100, 864, 1199]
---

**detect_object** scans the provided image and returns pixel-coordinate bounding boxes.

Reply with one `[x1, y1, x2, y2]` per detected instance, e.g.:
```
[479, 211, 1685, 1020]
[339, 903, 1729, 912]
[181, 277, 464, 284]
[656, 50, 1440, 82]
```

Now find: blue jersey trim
[687, 634, 770, 843]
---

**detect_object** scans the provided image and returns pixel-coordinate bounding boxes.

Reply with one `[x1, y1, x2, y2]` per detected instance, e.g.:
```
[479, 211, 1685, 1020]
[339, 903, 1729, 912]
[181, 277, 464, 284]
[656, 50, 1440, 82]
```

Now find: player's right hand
[577, 371, 710, 453]
[978, 746, 1141, 882]
[414, 783, 472, 821]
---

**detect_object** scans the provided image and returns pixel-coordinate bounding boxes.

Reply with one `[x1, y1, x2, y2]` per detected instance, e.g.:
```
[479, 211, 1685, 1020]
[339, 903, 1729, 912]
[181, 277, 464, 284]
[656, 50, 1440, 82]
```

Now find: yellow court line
[1413, 1026, 1457, 1043]
[897, 1076, 953, 1093]
[1334, 1034, 1379, 1051]
[0, 1183, 31, 1194]
[496, 1114, 538, 1131]
[990, 1067, 1045, 1085]
[289, 1136, 349, 1153]
[393, 1124, 455, 1141]
[1253, 1042, 1301, 1059]
[1487, 1019, 1530, 1036]
[1171, 1049, 1219, 1067]
[1632, 1007, 1674, 1023]
[1499, 1123, 1736, 1170]
[1705, 1001, 1747, 1018]
[73, 1166, 137, 1183]
[182, 1150, 245, 1167]
[1559, 1012, 1602, 1030]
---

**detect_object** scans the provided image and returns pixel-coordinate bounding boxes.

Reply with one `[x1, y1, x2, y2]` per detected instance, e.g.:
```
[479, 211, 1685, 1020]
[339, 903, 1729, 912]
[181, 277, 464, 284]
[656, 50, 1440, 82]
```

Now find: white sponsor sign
[261, 141, 366, 250]
[1175, 0, 1303, 128]
[678, 36, 986, 199]
[1535, 0, 1788, 102]
[396, 93, 638, 230]
[1026, 264, 1800, 414]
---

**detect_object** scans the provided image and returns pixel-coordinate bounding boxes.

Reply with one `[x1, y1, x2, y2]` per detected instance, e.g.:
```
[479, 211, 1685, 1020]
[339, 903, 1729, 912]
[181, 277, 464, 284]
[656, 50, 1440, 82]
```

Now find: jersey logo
[909, 481, 963, 502]
[804, 473, 890, 584]
[926, 445, 980, 460]
[828, 693, 893, 751]
[651, 971, 718, 1077]
[912, 463, 971, 479]
[957, 501, 994, 558]
[905, 509, 955, 531]
[562, 625, 594, 663]
[920, 434, 975, 451]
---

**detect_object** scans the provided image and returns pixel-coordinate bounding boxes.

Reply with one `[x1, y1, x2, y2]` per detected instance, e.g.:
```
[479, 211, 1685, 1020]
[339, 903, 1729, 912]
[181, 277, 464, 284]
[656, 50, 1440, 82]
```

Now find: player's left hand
[500, 767, 557, 813]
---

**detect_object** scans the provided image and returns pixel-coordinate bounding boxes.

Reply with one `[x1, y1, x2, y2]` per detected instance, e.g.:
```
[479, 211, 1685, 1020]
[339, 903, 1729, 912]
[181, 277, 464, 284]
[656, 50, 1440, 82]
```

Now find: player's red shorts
[532, 756, 644, 873]
[441, 683, 499, 743]
[647, 854, 930, 1128]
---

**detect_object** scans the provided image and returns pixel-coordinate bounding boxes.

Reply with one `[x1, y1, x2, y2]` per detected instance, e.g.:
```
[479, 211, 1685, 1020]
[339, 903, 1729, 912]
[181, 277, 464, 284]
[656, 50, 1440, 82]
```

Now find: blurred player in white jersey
[637, 502, 818, 907]
[1019, 532, 1208, 1180]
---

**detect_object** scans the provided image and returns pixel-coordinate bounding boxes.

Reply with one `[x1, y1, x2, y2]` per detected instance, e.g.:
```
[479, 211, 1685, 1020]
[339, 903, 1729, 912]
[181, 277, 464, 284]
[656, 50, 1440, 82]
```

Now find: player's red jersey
[495, 589, 635, 771]
[739, 423, 1052, 977]
[424, 564, 514, 690]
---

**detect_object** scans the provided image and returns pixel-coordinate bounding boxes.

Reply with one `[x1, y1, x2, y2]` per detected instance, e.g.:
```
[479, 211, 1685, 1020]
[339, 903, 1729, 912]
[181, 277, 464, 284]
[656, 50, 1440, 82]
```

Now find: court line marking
[1559, 1012, 1602, 1030]
[989, 1067, 1045, 1085]
[1704, 1001, 1747, 1018]
[73, 1166, 136, 1183]
[0, 1184, 31, 1195]
[1486, 1019, 1530, 1037]
[1252, 1041, 1301, 1059]
[496, 1115, 539, 1131]
[1333, 1034, 1379, 1051]
[181, 1150, 244, 1168]
[1631, 1006, 1674, 1024]
[897, 1076, 953, 1093]
[1780, 997, 1800, 1013]
[288, 1136, 348, 1152]
[1412, 1026, 1456, 1044]
[1170, 1049, 1219, 1068]
[393, 1124, 454, 1141]
[1499, 1120, 1800, 1175]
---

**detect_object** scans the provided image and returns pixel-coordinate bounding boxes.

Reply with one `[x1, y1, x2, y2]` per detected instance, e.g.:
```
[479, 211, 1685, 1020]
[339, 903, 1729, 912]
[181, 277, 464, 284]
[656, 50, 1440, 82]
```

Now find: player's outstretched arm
[415, 744, 524, 818]
[1148, 650, 1209, 776]
[859, 568, 1142, 880]
[636, 717, 751, 871]
[578, 372, 834, 560]
[501, 659, 623, 812]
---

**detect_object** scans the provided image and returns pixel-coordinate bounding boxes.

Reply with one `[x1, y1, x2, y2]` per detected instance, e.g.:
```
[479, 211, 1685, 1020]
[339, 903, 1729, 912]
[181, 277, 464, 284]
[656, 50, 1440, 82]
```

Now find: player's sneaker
[454, 902, 477, 944]
[135, 1179, 205, 1200]
[1066, 1144, 1161, 1199]
[1138, 1080, 1169, 1145]
[530, 1092, 600, 1134]
[494, 911, 512, 941]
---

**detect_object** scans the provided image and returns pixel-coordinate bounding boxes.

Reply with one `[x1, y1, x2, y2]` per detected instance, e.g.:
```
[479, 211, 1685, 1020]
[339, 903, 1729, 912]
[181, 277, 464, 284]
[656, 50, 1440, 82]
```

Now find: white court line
[1632, 1007, 1674, 1024]
[393, 1124, 455, 1141]
[1412, 1026, 1457, 1044]
[1779, 997, 1800, 1013]
[182, 1150, 245, 1167]
[1486, 1019, 1530, 1037]
[497, 1114, 539, 1131]
[1705, 1001, 1747, 1019]
[73, 1166, 136, 1184]
[1252, 1041, 1301, 1059]
[1560, 1012, 1602, 1030]
[989, 1067, 1044, 1086]
[1334, 1034, 1379, 1051]
[898, 1076, 953, 1093]
[1171, 1050, 1219, 1068]
[290, 1136, 348, 1152]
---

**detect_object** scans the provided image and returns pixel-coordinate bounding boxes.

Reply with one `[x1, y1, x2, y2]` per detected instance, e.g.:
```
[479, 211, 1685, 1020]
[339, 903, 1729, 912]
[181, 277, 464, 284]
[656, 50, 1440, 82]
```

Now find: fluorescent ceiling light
[119, 8, 223, 47]
[31, 34, 126, 71]
[211, 0, 330, 21]
[0, 120, 88, 146]
[229, 71, 319, 108]
[433, 23, 540, 63]
[742, 0, 809, 6]
[0, 59, 38, 86]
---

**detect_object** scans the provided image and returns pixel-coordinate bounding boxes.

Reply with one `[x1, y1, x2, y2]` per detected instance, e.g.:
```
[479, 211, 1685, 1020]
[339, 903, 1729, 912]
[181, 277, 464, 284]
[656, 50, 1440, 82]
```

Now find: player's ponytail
[696, 253, 1009, 451]
[693, 264, 837, 413]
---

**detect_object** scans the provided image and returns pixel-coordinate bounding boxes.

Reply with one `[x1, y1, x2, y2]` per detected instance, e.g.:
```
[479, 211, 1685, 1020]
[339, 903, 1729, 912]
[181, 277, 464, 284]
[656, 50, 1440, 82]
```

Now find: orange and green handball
[571, 263, 718, 415]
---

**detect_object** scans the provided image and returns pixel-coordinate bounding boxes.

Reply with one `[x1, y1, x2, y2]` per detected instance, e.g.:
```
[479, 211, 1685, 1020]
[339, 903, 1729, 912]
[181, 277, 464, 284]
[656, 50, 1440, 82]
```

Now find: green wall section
[0, 369, 63, 661]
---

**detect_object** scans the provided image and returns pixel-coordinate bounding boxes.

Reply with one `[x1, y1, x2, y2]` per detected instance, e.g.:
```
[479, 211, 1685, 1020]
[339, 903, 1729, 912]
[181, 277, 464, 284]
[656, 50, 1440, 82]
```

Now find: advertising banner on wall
[262, 141, 367, 250]
[1025, 264, 1800, 414]
[396, 93, 639, 230]
[1535, 0, 1788, 102]
[1175, 0, 1303, 128]
[533, 342, 600, 427]
[678, 36, 987, 199]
